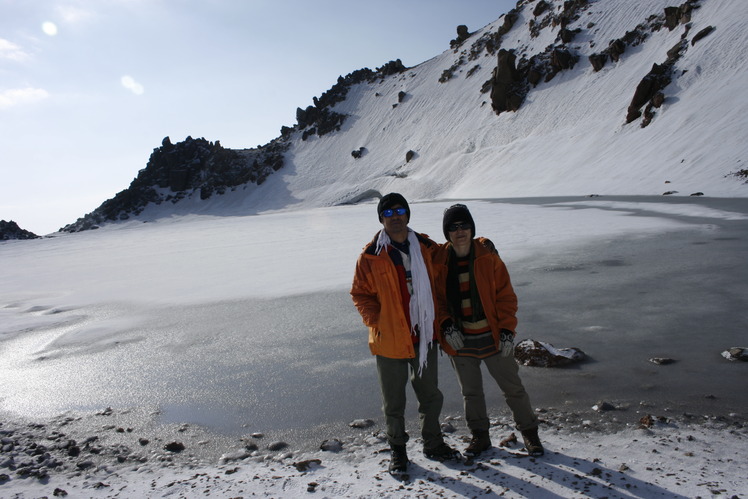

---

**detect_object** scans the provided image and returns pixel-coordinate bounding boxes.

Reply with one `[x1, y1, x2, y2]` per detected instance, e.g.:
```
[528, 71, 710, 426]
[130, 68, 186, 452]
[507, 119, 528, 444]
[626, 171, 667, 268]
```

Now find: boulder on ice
[515, 339, 586, 367]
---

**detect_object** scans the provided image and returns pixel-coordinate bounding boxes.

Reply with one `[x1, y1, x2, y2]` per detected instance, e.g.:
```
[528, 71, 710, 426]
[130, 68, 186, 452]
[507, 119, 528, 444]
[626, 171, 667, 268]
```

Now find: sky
[0, 0, 514, 235]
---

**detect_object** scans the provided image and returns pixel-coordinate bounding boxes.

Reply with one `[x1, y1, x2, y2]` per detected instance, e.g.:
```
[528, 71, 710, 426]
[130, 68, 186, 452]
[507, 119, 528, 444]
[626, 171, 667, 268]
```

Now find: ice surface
[1, 197, 746, 441]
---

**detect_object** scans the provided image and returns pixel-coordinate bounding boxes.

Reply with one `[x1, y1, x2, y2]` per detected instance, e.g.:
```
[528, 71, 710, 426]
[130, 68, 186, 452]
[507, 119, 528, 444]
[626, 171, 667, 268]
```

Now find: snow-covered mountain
[62, 0, 748, 232]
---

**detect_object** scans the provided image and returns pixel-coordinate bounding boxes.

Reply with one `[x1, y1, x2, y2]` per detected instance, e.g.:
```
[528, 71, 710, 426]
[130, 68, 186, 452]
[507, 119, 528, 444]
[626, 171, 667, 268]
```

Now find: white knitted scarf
[376, 228, 435, 375]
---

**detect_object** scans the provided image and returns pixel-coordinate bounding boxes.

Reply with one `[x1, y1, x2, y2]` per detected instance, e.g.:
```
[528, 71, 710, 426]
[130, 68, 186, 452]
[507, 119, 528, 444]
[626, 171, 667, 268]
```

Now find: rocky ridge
[0, 221, 39, 241]
[60, 60, 408, 233]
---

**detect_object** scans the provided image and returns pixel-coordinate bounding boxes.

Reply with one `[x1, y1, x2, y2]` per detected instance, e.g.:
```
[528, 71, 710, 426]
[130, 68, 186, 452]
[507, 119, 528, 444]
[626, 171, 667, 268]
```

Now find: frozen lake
[1, 197, 747, 446]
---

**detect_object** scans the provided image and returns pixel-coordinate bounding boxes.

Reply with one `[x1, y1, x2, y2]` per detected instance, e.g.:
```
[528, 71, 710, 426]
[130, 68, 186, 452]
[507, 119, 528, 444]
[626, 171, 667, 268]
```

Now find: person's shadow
[386, 447, 690, 498]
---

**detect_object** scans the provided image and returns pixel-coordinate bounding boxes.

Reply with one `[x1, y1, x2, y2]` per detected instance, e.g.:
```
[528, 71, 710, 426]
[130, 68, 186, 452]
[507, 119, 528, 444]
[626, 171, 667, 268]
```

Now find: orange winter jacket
[433, 237, 518, 356]
[351, 231, 449, 359]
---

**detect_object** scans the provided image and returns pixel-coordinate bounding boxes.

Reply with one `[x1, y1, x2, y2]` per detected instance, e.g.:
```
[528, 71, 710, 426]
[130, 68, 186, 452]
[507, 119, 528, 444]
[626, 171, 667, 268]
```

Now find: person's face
[381, 204, 409, 240]
[448, 221, 472, 253]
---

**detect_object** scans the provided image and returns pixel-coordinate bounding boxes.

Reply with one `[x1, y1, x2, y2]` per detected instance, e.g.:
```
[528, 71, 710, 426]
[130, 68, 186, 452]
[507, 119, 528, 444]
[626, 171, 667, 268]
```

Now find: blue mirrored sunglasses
[381, 207, 407, 218]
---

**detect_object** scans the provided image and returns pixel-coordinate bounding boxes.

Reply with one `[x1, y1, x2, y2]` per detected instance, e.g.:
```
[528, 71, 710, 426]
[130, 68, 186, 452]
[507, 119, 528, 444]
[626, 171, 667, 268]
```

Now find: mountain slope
[63, 0, 748, 231]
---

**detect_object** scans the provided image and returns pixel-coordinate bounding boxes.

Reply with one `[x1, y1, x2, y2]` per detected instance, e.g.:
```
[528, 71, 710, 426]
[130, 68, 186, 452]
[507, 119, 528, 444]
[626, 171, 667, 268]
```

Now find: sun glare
[42, 22, 58, 36]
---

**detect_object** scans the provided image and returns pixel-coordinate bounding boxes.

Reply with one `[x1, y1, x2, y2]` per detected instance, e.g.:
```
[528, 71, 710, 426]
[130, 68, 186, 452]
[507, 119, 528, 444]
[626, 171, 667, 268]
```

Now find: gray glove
[499, 329, 515, 357]
[443, 324, 465, 351]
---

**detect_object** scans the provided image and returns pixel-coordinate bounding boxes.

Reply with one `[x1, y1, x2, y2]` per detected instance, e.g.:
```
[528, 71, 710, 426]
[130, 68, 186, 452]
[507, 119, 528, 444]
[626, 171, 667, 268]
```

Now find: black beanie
[377, 193, 410, 223]
[443, 204, 475, 241]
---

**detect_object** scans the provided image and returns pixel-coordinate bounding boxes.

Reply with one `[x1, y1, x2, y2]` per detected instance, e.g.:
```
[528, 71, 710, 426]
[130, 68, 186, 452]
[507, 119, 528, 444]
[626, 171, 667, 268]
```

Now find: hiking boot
[388, 444, 409, 473]
[521, 427, 544, 457]
[424, 442, 461, 461]
[465, 430, 492, 456]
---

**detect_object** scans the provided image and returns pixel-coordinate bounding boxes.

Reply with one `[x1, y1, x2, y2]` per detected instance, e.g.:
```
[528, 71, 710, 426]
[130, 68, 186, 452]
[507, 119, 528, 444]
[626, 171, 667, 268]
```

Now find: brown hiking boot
[465, 430, 491, 456]
[521, 427, 544, 457]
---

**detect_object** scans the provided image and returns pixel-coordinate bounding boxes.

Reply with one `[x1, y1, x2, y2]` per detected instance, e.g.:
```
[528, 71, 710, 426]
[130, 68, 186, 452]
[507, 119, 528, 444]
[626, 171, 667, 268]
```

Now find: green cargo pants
[376, 343, 444, 449]
[450, 353, 539, 432]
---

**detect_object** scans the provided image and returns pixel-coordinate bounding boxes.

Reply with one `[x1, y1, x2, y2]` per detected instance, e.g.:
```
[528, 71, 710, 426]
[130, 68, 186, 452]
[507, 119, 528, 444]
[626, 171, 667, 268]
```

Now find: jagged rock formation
[475, 0, 709, 128]
[449, 25, 472, 49]
[438, 0, 589, 114]
[61, 60, 408, 232]
[487, 0, 585, 115]
[293, 60, 407, 140]
[582, 0, 704, 126]
[61, 136, 288, 232]
[0, 220, 40, 240]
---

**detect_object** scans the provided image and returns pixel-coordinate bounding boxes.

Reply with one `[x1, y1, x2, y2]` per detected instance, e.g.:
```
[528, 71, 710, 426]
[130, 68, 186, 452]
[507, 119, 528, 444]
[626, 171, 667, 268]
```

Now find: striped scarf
[376, 229, 435, 375]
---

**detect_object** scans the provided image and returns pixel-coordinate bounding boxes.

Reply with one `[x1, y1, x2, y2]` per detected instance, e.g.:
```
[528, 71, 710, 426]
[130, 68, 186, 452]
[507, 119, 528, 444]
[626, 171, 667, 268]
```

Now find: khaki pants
[450, 353, 538, 432]
[376, 344, 444, 449]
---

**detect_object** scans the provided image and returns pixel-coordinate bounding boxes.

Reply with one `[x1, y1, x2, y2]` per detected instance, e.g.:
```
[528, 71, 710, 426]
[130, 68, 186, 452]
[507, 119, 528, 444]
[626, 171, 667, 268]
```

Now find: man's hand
[499, 329, 515, 357]
[442, 323, 465, 351]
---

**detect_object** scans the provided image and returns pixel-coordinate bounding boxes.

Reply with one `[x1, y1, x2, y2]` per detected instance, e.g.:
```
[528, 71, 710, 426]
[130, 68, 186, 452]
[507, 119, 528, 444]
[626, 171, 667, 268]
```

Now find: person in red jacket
[435, 203, 544, 457]
[351, 193, 459, 473]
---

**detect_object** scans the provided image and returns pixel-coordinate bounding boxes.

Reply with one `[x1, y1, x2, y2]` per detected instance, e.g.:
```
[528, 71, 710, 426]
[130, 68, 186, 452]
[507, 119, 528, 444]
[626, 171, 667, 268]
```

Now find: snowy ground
[1, 197, 747, 497]
[1, 408, 746, 498]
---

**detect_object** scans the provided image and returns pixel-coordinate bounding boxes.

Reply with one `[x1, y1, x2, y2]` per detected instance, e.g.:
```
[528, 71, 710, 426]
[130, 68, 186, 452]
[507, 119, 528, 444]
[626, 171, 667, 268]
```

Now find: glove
[499, 329, 515, 357]
[442, 323, 465, 351]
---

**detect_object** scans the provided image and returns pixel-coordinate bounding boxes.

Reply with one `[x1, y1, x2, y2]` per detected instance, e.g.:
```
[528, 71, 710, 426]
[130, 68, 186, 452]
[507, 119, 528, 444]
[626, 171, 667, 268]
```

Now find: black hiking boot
[521, 427, 544, 457]
[388, 444, 409, 473]
[423, 442, 461, 461]
[465, 430, 492, 456]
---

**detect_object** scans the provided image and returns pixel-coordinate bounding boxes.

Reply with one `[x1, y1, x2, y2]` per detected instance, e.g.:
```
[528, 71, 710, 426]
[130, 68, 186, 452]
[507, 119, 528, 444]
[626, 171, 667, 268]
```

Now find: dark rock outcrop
[626, 62, 673, 123]
[489, 41, 581, 115]
[583, 1, 702, 125]
[514, 339, 586, 367]
[297, 60, 408, 140]
[721, 347, 748, 361]
[0, 220, 40, 240]
[627, 35, 689, 126]
[498, 9, 519, 37]
[664, 0, 698, 31]
[61, 136, 289, 232]
[484, 0, 586, 114]
[589, 53, 608, 72]
[533, 1, 550, 18]
[489, 49, 524, 114]
[62, 58, 410, 232]
[450, 25, 471, 49]
[691, 25, 715, 46]
[589, 28, 650, 72]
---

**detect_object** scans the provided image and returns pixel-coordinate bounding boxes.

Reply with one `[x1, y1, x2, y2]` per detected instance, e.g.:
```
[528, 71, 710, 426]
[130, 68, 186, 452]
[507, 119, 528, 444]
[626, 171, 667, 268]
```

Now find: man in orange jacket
[351, 193, 459, 473]
[435, 203, 544, 457]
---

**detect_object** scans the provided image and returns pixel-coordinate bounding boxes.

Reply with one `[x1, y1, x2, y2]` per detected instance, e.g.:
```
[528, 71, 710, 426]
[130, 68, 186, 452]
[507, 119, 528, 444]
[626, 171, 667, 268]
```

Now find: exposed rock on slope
[62, 60, 408, 233]
[293, 60, 407, 141]
[61, 136, 289, 232]
[0, 220, 40, 240]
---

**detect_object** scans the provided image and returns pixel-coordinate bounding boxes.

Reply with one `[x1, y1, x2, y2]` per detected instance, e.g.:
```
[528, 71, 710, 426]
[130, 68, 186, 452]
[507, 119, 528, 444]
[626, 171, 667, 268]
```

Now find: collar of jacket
[364, 230, 434, 256]
[443, 237, 496, 259]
